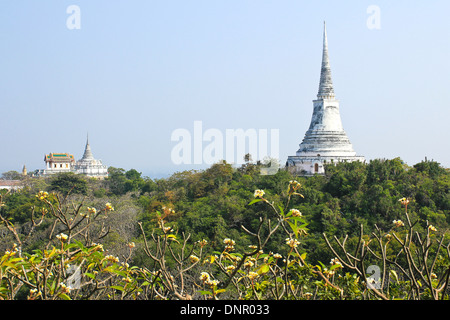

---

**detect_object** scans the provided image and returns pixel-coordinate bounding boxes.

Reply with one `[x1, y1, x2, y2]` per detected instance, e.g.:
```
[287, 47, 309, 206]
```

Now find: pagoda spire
[81, 133, 94, 161]
[317, 21, 335, 99]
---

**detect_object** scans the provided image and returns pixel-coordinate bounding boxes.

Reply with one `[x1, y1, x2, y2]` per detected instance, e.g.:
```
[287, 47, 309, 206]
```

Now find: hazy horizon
[1, 1, 449, 178]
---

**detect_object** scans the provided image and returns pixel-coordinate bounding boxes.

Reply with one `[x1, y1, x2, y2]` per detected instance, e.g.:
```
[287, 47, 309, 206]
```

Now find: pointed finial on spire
[81, 133, 94, 161]
[317, 21, 335, 99]
[323, 21, 330, 56]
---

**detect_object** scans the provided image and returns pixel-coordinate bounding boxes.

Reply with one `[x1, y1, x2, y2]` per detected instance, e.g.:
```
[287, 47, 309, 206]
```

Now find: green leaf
[276, 277, 284, 283]
[65, 243, 79, 250]
[287, 221, 299, 237]
[330, 264, 341, 271]
[103, 266, 117, 273]
[167, 234, 179, 243]
[114, 270, 127, 277]
[215, 289, 226, 294]
[316, 261, 325, 271]
[198, 290, 213, 296]
[84, 272, 96, 280]
[248, 199, 263, 206]
[288, 216, 306, 224]
[300, 222, 309, 227]
[87, 262, 96, 270]
[45, 247, 58, 259]
[390, 270, 399, 284]
[257, 264, 270, 275]
[110, 285, 124, 291]
[230, 253, 243, 259]
[59, 293, 71, 300]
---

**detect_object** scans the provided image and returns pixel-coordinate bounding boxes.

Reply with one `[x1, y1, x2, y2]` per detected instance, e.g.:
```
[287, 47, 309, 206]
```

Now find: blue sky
[1, 1, 449, 178]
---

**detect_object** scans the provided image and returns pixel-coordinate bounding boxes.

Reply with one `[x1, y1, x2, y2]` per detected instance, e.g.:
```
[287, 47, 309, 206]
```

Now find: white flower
[398, 198, 410, 206]
[289, 209, 302, 217]
[56, 233, 68, 242]
[198, 239, 208, 247]
[289, 180, 302, 190]
[207, 279, 220, 287]
[254, 189, 265, 198]
[200, 272, 210, 283]
[248, 272, 259, 281]
[393, 220, 405, 228]
[105, 255, 119, 263]
[59, 282, 71, 294]
[226, 265, 236, 273]
[285, 238, 300, 248]
[190, 255, 199, 263]
[330, 258, 342, 268]
[223, 238, 236, 251]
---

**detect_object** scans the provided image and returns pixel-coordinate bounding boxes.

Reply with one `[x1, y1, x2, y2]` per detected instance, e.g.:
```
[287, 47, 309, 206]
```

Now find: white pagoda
[286, 22, 365, 175]
[73, 136, 109, 178]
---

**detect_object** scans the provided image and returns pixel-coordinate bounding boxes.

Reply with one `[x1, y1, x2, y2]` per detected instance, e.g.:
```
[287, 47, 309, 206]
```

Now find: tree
[124, 169, 145, 193]
[106, 167, 146, 195]
[125, 169, 141, 181]
[414, 160, 447, 178]
[49, 172, 87, 196]
[1, 171, 23, 180]
[107, 167, 127, 195]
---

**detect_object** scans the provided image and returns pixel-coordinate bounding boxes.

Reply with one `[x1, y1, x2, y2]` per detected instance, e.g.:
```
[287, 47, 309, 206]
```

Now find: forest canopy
[1, 157, 449, 262]
[0, 157, 449, 300]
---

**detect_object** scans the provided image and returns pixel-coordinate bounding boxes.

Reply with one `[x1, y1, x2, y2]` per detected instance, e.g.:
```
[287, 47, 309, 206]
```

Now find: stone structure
[37, 136, 108, 178]
[73, 136, 108, 178]
[286, 23, 365, 176]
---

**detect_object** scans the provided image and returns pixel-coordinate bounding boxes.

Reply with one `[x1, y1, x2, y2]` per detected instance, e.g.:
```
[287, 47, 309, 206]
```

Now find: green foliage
[0, 190, 38, 224]
[106, 167, 151, 195]
[49, 172, 87, 196]
[0, 158, 448, 300]
[1, 170, 24, 180]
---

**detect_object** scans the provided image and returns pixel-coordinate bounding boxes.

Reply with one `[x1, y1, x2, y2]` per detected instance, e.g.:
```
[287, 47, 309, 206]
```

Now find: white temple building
[38, 136, 108, 178]
[39, 153, 76, 175]
[286, 23, 365, 176]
